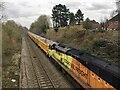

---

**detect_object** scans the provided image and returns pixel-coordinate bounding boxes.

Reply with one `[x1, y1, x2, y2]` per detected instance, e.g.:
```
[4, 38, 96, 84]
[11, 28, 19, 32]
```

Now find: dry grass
[46, 25, 119, 64]
[2, 21, 23, 88]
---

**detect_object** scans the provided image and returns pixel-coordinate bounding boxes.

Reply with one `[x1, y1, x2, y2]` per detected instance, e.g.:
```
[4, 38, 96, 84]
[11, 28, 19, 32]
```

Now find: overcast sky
[3, 0, 116, 28]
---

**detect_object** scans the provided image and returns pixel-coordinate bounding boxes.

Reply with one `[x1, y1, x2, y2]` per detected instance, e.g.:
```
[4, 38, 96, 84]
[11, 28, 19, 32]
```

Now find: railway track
[24, 34, 59, 88]
[21, 31, 74, 89]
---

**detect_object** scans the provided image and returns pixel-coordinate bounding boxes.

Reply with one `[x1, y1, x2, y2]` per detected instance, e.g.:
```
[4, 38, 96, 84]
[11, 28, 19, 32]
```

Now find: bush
[93, 39, 108, 50]
[2, 20, 22, 64]
[97, 29, 105, 33]
[87, 29, 106, 33]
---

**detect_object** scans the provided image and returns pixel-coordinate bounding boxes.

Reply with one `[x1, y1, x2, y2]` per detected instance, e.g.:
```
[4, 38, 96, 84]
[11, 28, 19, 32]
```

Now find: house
[91, 20, 101, 29]
[107, 13, 120, 30]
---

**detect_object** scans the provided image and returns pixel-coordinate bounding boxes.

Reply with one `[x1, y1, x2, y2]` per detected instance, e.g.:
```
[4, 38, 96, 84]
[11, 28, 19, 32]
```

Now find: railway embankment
[46, 26, 119, 64]
[2, 20, 23, 88]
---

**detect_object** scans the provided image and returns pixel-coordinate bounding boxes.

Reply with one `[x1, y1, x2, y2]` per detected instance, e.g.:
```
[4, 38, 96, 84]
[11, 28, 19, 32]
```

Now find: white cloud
[3, 0, 116, 28]
[8, 16, 40, 28]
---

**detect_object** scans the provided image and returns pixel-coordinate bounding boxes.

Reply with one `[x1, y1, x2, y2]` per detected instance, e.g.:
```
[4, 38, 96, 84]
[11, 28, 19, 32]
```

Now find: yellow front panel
[62, 54, 72, 69]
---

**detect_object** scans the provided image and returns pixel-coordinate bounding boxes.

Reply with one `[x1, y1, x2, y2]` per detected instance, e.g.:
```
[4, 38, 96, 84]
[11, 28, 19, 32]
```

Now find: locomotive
[28, 31, 120, 89]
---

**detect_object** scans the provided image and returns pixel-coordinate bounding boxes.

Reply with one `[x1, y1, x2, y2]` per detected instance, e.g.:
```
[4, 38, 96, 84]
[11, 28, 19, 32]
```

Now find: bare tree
[116, 0, 120, 30]
[110, 0, 120, 17]
[116, 0, 120, 13]
[0, 1, 5, 20]
[29, 15, 50, 35]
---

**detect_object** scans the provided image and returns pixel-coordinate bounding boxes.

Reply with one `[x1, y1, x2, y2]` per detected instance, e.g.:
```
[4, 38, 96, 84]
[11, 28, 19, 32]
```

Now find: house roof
[90, 20, 99, 24]
[109, 13, 120, 22]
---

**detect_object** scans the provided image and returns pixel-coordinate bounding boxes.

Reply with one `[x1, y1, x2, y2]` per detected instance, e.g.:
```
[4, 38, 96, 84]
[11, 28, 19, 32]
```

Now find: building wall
[107, 13, 120, 30]
[92, 23, 101, 29]
[107, 21, 119, 30]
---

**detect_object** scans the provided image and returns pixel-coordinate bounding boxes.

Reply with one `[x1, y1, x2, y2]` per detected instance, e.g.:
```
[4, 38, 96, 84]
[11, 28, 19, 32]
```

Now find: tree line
[52, 4, 84, 31]
[2, 20, 23, 56]
[29, 15, 50, 35]
[30, 4, 92, 34]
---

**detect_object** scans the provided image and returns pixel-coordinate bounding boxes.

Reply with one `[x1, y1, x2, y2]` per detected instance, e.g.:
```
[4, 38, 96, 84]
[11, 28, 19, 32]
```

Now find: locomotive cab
[49, 44, 56, 50]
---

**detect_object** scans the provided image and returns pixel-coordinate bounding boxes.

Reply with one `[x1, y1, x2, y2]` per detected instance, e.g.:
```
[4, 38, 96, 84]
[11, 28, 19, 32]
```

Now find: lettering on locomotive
[71, 63, 88, 79]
